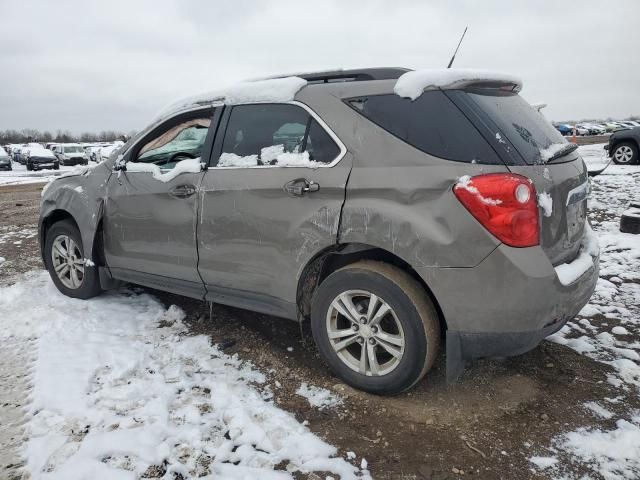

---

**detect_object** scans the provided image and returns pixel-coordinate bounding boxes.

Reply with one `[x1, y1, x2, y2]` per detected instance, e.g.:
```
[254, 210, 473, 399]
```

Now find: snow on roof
[157, 76, 308, 120]
[27, 147, 56, 158]
[394, 69, 523, 100]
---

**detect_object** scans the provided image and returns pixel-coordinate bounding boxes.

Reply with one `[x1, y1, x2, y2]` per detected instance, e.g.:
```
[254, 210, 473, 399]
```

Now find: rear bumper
[416, 243, 598, 377]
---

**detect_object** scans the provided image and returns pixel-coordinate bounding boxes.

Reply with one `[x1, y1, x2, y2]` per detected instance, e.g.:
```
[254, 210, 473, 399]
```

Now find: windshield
[64, 146, 84, 153]
[465, 91, 567, 164]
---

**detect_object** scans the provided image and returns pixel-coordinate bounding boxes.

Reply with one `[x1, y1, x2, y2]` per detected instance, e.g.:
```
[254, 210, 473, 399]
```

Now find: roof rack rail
[263, 68, 411, 84]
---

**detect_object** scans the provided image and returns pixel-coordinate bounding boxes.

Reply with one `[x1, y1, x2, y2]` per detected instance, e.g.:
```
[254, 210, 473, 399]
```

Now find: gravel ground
[0, 153, 638, 479]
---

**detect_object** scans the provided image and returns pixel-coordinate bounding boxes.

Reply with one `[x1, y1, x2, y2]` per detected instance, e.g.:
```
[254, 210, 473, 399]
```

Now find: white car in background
[54, 144, 89, 166]
[95, 144, 119, 162]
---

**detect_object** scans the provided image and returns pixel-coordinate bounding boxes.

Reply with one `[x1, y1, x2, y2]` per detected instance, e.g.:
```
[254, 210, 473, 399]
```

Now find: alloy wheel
[51, 235, 85, 289]
[326, 290, 405, 376]
[614, 145, 634, 164]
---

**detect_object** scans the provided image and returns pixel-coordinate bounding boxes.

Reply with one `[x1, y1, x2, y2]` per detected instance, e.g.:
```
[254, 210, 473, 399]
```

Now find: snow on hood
[157, 76, 308, 120]
[394, 68, 523, 100]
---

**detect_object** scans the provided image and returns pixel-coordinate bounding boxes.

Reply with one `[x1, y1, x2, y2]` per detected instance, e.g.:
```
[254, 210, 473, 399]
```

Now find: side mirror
[114, 160, 127, 172]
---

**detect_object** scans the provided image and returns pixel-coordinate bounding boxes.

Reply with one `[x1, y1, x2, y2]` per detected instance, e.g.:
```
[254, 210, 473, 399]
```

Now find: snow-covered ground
[0, 162, 83, 186]
[0, 273, 369, 479]
[529, 144, 640, 478]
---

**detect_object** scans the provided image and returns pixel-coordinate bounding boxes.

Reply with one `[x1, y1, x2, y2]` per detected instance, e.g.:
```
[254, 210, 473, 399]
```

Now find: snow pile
[296, 383, 343, 410]
[158, 76, 307, 120]
[537, 192, 553, 217]
[558, 416, 640, 479]
[394, 69, 522, 100]
[0, 272, 366, 480]
[554, 222, 599, 286]
[218, 153, 258, 168]
[126, 158, 203, 182]
[217, 145, 322, 168]
[529, 456, 558, 469]
[26, 148, 56, 159]
[539, 142, 570, 162]
[455, 175, 502, 205]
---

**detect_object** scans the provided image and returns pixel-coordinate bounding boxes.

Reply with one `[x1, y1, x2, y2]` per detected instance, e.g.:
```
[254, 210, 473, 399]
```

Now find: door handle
[169, 184, 197, 199]
[284, 178, 320, 197]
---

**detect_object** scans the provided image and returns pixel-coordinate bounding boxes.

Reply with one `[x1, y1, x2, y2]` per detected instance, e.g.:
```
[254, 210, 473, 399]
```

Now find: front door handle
[284, 178, 320, 197]
[169, 184, 197, 199]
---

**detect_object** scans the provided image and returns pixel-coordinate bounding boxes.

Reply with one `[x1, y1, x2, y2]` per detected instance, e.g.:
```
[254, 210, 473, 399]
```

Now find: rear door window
[217, 104, 341, 167]
[347, 91, 500, 164]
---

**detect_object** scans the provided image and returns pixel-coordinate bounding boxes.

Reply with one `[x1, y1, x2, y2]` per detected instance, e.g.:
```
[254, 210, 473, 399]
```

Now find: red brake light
[453, 173, 539, 247]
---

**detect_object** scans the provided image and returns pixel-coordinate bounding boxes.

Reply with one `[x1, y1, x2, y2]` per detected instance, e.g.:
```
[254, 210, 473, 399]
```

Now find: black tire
[311, 260, 440, 395]
[26, 163, 32, 171]
[620, 209, 640, 234]
[53, 164, 60, 170]
[44, 219, 102, 299]
[611, 142, 639, 165]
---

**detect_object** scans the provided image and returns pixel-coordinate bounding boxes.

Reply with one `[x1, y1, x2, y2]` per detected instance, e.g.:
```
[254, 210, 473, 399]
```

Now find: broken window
[135, 118, 211, 169]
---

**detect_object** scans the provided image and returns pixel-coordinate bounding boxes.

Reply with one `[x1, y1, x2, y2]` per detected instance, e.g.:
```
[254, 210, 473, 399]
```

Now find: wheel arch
[296, 243, 447, 335]
[39, 209, 80, 262]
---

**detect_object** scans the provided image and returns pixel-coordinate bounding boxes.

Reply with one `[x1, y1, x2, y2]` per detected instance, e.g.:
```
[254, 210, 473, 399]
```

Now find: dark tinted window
[348, 91, 499, 163]
[465, 91, 566, 164]
[306, 119, 341, 163]
[219, 104, 340, 166]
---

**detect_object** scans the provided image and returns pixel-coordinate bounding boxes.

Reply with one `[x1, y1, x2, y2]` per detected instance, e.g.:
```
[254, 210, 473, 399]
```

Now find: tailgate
[509, 151, 589, 266]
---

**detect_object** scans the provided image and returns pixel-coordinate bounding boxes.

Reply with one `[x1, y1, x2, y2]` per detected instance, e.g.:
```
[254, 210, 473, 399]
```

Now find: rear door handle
[169, 184, 197, 199]
[284, 178, 320, 197]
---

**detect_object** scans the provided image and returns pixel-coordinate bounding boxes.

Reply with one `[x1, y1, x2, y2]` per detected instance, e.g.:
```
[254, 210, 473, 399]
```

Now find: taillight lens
[453, 173, 539, 247]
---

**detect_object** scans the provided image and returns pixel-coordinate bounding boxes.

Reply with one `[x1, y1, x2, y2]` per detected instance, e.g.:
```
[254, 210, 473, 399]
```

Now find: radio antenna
[447, 26, 468, 68]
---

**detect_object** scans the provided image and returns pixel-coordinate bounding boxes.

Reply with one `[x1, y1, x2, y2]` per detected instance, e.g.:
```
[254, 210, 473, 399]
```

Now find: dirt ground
[0, 182, 636, 480]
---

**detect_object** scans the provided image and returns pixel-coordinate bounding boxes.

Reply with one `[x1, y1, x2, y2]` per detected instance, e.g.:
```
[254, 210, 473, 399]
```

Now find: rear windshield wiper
[544, 143, 579, 163]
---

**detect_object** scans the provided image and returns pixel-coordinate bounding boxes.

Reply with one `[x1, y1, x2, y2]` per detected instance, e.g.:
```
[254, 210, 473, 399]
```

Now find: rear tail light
[453, 173, 539, 247]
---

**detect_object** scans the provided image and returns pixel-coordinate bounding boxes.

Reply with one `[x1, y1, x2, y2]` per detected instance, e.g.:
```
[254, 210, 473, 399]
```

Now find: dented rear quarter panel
[300, 83, 506, 269]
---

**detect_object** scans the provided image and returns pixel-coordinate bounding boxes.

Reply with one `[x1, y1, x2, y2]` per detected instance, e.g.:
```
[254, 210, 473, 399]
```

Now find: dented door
[196, 102, 351, 316]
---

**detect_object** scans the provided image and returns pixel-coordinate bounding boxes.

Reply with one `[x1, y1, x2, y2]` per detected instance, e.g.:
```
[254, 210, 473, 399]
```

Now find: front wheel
[311, 261, 440, 395]
[44, 219, 102, 299]
[612, 142, 638, 165]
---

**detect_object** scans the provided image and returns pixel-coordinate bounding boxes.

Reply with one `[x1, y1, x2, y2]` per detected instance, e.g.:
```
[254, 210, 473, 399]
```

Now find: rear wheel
[311, 260, 440, 395]
[26, 163, 32, 171]
[612, 142, 638, 165]
[44, 219, 102, 299]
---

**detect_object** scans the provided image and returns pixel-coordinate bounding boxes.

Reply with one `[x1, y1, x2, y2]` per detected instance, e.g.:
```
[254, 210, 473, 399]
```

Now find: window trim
[208, 100, 347, 169]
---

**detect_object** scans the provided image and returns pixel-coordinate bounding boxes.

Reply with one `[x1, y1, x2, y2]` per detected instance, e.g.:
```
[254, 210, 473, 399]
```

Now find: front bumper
[31, 162, 59, 170]
[416, 243, 599, 380]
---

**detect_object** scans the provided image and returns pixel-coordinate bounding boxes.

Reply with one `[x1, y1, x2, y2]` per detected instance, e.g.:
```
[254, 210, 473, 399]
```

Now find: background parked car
[26, 147, 60, 171]
[0, 146, 12, 171]
[554, 123, 573, 136]
[54, 143, 88, 166]
[607, 126, 640, 164]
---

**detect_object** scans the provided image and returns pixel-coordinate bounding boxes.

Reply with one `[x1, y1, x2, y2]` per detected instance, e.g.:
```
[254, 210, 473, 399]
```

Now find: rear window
[464, 91, 566, 164]
[347, 91, 500, 164]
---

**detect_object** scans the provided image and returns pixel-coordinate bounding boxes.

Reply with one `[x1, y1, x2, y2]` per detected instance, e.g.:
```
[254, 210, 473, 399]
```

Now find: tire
[53, 164, 60, 170]
[620, 208, 640, 234]
[26, 163, 32, 171]
[44, 219, 102, 299]
[611, 142, 638, 165]
[311, 260, 440, 395]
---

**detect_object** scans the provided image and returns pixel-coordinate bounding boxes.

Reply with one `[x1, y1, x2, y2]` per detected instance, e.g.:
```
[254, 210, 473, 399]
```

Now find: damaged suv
[39, 68, 598, 394]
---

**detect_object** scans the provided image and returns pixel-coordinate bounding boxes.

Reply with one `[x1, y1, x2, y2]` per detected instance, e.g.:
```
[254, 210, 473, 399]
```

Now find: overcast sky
[1, 0, 638, 133]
